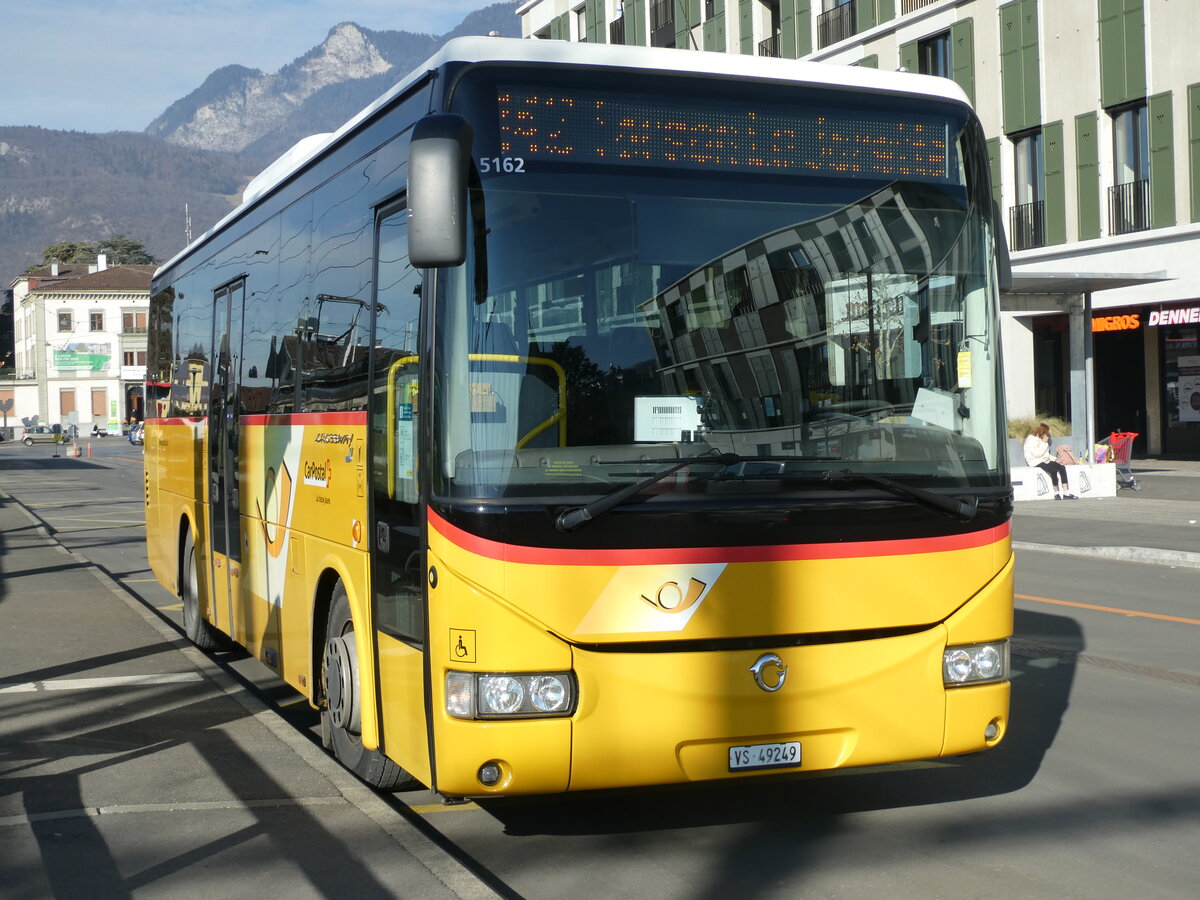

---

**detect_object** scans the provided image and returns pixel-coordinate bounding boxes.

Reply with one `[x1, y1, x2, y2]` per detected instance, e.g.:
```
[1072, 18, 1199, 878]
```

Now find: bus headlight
[943, 641, 1008, 686]
[445, 671, 576, 719]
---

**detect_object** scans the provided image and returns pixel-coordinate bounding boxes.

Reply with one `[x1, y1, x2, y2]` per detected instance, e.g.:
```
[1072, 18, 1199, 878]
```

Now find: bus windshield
[433, 68, 1004, 503]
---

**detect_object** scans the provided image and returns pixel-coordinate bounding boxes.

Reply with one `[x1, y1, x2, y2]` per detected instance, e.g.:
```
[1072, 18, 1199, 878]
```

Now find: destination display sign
[494, 86, 955, 182]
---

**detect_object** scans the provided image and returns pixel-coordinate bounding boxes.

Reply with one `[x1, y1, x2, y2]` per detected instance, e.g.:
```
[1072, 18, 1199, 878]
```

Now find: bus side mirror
[408, 114, 473, 268]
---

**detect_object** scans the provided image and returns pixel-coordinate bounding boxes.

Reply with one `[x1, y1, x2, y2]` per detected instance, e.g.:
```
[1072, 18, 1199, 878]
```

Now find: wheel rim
[324, 629, 360, 733]
[182, 546, 199, 634]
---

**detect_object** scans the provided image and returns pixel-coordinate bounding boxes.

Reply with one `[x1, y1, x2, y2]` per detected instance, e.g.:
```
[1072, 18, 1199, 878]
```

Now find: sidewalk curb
[1, 489, 500, 900]
[1013, 540, 1200, 569]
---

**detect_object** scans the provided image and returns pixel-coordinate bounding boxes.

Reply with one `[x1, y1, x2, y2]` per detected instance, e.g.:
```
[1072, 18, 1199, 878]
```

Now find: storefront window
[1161, 323, 1200, 453]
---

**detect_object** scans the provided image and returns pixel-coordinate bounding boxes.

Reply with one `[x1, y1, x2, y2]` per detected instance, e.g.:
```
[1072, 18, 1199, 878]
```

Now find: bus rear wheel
[321, 582, 416, 791]
[181, 532, 225, 652]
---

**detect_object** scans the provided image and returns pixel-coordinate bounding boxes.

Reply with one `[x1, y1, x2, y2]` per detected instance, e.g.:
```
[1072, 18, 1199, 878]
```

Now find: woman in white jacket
[1023, 422, 1075, 499]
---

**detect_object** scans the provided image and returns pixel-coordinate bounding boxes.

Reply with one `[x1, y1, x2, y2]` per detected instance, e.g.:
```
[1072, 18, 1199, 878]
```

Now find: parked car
[128, 423, 144, 445]
[22, 426, 65, 446]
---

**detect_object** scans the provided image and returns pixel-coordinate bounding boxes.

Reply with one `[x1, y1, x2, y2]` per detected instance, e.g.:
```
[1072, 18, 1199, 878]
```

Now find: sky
[2, 1, 508, 134]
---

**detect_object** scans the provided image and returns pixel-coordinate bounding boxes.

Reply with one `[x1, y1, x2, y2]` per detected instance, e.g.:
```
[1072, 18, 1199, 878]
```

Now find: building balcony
[818, 1, 856, 49]
[1108, 179, 1150, 236]
[609, 16, 625, 44]
[901, 0, 942, 14]
[759, 33, 781, 58]
[649, 0, 674, 48]
[1009, 200, 1045, 251]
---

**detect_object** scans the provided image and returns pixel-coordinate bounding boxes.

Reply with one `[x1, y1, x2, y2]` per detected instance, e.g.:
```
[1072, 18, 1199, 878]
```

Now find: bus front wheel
[321, 582, 416, 791]
[181, 532, 225, 652]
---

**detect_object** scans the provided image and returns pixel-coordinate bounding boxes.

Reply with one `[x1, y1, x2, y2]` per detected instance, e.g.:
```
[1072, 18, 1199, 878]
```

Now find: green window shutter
[856, 0, 876, 32]
[673, 1, 702, 47]
[1075, 112, 1101, 240]
[858, 54, 879, 69]
[999, 3, 1023, 133]
[704, 7, 726, 51]
[899, 40, 918, 74]
[1149, 91, 1176, 229]
[987, 137, 1003, 215]
[628, 0, 647, 45]
[550, 13, 567, 40]
[586, 0, 601, 43]
[999, 0, 1040, 134]
[1019, 0, 1041, 130]
[1099, 0, 1146, 108]
[877, 0, 895, 23]
[1075, 112, 1099, 240]
[740, 0, 754, 54]
[781, 0, 797, 58]
[1098, 0, 1125, 106]
[796, 1, 812, 56]
[1043, 121, 1066, 245]
[1189, 84, 1200, 222]
[1123, 0, 1147, 99]
[951, 18, 975, 107]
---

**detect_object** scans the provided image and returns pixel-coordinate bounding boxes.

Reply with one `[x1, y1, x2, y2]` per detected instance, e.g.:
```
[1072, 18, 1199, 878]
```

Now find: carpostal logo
[303, 458, 332, 488]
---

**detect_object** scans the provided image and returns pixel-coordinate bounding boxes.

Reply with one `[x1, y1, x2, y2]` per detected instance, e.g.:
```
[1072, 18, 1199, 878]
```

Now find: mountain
[148, 3, 521, 159]
[1, 2, 520, 283]
[0, 128, 257, 282]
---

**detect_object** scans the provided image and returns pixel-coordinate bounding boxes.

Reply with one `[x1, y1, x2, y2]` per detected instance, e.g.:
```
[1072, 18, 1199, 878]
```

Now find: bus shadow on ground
[481, 607, 1079, 837]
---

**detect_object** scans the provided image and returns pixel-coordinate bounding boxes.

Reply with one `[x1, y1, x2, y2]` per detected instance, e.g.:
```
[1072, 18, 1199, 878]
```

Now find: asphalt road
[2, 439, 1197, 899]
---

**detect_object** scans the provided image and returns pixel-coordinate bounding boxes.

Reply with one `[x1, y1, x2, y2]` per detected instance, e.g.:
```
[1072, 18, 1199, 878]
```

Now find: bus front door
[208, 278, 245, 640]
[369, 204, 431, 782]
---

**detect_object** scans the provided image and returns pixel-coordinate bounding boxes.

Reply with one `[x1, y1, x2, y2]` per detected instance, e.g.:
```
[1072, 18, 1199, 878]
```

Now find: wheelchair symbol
[449, 629, 476, 663]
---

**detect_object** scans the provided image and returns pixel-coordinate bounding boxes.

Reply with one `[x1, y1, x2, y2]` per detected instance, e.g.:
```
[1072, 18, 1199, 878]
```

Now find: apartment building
[517, 0, 1200, 456]
[8, 257, 154, 432]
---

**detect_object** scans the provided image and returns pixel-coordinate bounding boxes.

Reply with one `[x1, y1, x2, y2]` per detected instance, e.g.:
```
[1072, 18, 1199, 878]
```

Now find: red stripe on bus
[427, 507, 1010, 566]
[147, 413, 366, 426]
[241, 412, 367, 426]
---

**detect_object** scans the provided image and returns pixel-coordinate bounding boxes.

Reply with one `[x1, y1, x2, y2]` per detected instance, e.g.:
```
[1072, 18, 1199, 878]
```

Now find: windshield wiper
[555, 450, 740, 533]
[824, 469, 978, 522]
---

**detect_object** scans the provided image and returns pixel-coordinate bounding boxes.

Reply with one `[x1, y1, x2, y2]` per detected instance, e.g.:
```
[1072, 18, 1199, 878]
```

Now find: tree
[38, 235, 156, 267]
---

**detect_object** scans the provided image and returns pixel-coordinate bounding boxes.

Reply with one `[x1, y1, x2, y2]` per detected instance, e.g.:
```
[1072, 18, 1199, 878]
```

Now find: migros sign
[1092, 313, 1140, 332]
[1092, 306, 1200, 332]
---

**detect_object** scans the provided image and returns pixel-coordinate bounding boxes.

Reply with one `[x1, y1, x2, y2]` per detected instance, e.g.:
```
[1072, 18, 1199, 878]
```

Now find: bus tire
[181, 532, 225, 652]
[321, 582, 416, 792]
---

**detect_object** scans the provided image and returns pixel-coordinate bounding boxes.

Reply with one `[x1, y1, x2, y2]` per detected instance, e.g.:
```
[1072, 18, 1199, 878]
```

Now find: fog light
[943, 640, 1009, 686]
[985, 719, 1001, 741]
[478, 761, 503, 786]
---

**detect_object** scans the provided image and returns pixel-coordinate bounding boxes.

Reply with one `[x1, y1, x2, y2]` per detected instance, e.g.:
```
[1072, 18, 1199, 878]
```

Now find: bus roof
[156, 37, 972, 279]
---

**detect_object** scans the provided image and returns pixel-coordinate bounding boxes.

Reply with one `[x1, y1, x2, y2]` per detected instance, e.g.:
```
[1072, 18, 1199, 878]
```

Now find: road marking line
[0, 673, 204, 693]
[407, 801, 482, 814]
[40, 523, 145, 532]
[1016, 593, 1200, 626]
[0, 797, 347, 829]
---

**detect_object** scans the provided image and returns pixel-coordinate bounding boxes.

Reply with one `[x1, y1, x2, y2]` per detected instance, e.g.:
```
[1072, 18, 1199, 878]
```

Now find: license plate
[728, 741, 802, 771]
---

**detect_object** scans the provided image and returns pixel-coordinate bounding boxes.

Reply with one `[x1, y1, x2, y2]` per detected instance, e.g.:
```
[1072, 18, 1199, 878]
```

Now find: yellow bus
[145, 37, 1013, 797]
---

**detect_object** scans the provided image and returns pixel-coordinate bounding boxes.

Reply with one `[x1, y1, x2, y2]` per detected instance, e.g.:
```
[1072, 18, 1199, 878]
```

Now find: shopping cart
[1100, 431, 1140, 490]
